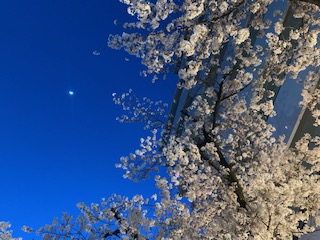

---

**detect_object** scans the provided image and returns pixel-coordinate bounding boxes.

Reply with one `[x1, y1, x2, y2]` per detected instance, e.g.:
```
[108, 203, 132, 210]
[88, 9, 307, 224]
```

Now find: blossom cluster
[10, 0, 320, 239]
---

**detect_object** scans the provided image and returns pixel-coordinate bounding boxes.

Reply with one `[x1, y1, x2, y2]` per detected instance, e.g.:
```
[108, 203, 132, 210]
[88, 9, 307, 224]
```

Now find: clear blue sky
[0, 1, 176, 238]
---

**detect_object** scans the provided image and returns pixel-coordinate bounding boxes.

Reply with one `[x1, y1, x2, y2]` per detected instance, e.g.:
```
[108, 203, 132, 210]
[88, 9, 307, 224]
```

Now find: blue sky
[0, 1, 176, 238]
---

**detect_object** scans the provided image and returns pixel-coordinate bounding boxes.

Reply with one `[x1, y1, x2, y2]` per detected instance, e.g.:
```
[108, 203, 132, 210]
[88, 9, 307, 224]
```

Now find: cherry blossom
[15, 0, 320, 239]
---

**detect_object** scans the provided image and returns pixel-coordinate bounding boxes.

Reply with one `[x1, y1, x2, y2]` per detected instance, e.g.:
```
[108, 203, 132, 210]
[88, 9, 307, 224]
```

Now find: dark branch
[221, 82, 252, 101]
[103, 208, 147, 240]
[204, 0, 246, 24]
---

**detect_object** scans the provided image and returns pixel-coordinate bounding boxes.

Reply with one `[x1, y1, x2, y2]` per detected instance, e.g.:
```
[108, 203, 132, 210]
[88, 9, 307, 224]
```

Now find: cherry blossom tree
[21, 0, 320, 239]
[0, 222, 22, 240]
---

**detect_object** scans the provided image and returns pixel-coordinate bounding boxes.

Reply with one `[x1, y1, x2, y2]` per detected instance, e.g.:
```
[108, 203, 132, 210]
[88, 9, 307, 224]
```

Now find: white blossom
[235, 28, 250, 45]
[25, 0, 320, 239]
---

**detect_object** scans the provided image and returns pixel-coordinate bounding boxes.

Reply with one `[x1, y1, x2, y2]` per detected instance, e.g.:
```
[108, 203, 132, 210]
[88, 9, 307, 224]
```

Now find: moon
[69, 91, 74, 95]
[93, 50, 100, 56]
